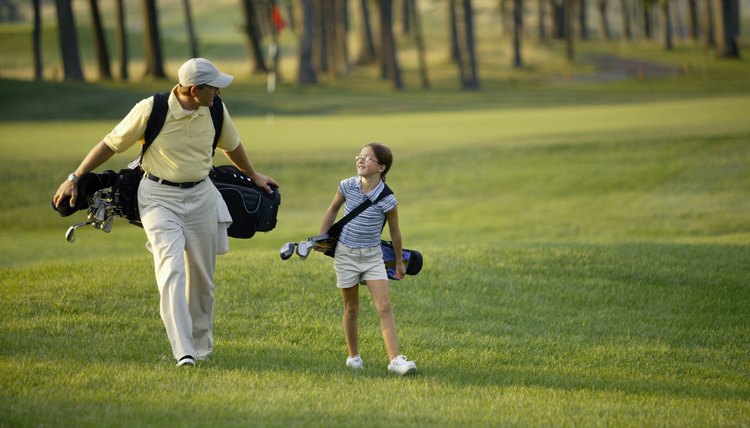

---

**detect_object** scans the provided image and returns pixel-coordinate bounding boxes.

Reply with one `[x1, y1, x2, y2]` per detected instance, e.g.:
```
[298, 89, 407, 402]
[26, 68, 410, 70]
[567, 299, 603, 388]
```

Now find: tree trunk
[598, 0, 612, 40]
[55, 0, 84, 81]
[142, 0, 166, 78]
[183, 0, 199, 58]
[512, 0, 523, 68]
[115, 0, 129, 80]
[643, 1, 653, 39]
[241, 0, 268, 73]
[409, 0, 430, 88]
[550, 0, 565, 39]
[334, 0, 350, 76]
[703, 0, 715, 45]
[660, 0, 674, 50]
[538, 0, 547, 40]
[620, 0, 632, 39]
[298, 0, 317, 84]
[714, 0, 739, 57]
[378, 0, 403, 89]
[88, 0, 112, 80]
[687, 0, 699, 39]
[456, 0, 480, 89]
[564, 0, 575, 60]
[579, 0, 589, 39]
[449, 0, 460, 62]
[32, 0, 43, 80]
[356, 0, 377, 64]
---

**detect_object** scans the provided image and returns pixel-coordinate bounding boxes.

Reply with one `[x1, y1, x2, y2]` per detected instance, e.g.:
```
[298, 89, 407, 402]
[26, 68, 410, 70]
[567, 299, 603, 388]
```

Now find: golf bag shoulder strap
[328, 183, 393, 236]
[142, 92, 224, 159]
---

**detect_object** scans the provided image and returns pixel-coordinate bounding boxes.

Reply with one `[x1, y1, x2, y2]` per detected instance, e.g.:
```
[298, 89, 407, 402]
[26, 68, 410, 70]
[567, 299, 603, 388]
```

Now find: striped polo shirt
[337, 177, 397, 249]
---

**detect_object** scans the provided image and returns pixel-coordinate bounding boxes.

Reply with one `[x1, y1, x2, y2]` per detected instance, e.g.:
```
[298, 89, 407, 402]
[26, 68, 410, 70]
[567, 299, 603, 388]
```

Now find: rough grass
[1, 7, 750, 425]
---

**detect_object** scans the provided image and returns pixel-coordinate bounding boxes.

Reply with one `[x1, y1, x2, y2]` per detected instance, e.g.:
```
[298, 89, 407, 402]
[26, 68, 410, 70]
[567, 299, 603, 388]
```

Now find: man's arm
[53, 141, 116, 208]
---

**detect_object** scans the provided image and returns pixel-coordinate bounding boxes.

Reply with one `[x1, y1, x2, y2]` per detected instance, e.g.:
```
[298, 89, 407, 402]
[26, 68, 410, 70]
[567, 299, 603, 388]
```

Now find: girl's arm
[386, 207, 406, 279]
[320, 190, 345, 234]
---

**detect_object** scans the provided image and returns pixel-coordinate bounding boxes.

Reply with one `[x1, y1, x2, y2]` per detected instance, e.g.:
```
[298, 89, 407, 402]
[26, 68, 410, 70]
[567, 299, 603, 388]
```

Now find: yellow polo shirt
[103, 87, 241, 182]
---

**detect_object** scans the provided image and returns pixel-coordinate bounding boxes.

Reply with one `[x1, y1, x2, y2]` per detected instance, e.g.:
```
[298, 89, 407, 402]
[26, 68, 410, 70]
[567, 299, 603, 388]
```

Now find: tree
[714, 0, 740, 57]
[182, 0, 199, 58]
[512, 0, 523, 68]
[538, 0, 547, 41]
[407, 0, 430, 88]
[322, 0, 349, 77]
[660, 0, 674, 50]
[453, 0, 480, 89]
[620, 0, 633, 40]
[598, 0, 612, 40]
[115, 0, 129, 80]
[564, 0, 575, 60]
[298, 0, 317, 84]
[378, 0, 403, 89]
[687, 0, 699, 40]
[55, 0, 84, 81]
[241, 0, 268, 73]
[88, 0, 113, 80]
[32, 0, 43, 80]
[550, 0, 565, 39]
[703, 0, 716, 46]
[142, 0, 166, 78]
[356, 0, 377, 65]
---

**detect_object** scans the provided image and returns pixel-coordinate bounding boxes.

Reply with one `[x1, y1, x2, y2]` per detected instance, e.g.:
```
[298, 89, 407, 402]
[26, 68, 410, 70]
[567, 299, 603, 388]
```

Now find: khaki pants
[139, 178, 219, 361]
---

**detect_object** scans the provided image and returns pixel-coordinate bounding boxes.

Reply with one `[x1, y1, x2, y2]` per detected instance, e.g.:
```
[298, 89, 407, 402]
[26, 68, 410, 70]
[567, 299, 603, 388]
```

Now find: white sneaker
[388, 355, 417, 375]
[176, 355, 195, 368]
[346, 354, 364, 369]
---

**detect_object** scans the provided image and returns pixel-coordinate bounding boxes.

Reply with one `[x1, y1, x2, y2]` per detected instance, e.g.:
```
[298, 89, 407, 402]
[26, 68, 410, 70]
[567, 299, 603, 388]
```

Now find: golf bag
[51, 168, 142, 224]
[380, 240, 423, 280]
[307, 184, 423, 280]
[209, 165, 281, 239]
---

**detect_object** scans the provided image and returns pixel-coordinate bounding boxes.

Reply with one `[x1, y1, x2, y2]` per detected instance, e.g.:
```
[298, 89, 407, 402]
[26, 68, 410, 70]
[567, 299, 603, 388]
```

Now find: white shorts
[334, 242, 387, 288]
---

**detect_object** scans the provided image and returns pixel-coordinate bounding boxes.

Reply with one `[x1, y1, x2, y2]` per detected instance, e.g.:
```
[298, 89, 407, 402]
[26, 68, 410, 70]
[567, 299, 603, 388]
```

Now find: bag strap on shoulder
[140, 92, 225, 163]
[328, 183, 393, 236]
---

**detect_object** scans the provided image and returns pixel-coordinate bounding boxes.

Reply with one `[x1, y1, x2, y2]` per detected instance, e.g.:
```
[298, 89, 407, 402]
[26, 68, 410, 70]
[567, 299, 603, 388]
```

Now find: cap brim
[207, 73, 233, 88]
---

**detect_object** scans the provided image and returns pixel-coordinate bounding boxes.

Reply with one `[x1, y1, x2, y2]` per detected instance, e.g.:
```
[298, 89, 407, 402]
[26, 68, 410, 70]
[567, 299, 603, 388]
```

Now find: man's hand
[250, 173, 279, 194]
[53, 180, 78, 208]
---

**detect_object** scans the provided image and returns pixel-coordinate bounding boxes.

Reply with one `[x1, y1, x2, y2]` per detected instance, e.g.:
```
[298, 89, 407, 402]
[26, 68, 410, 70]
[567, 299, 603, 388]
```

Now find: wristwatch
[67, 173, 78, 183]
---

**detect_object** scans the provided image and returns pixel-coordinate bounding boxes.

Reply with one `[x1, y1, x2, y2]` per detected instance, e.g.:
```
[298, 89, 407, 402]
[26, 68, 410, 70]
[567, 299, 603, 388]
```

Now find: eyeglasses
[355, 155, 380, 164]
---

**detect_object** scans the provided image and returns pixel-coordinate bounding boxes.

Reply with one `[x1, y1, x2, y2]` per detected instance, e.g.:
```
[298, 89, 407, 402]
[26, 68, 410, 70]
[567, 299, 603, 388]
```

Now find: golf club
[279, 242, 296, 260]
[296, 240, 313, 260]
[65, 221, 94, 243]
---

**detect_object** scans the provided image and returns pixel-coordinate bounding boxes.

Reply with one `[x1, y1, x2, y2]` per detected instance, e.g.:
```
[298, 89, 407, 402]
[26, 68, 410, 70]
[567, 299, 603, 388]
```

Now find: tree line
[30, 0, 742, 90]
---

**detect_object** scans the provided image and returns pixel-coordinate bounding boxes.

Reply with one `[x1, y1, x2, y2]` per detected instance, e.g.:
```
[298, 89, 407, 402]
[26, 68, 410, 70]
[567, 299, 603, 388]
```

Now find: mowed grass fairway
[2, 82, 750, 425]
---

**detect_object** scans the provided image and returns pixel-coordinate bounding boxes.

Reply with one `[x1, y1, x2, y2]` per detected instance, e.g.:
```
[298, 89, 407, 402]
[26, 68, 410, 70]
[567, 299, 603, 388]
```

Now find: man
[53, 58, 278, 368]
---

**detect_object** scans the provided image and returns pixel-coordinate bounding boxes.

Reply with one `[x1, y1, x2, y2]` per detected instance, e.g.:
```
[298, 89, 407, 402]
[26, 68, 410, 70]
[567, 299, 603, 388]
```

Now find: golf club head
[101, 215, 114, 233]
[65, 226, 77, 243]
[65, 221, 92, 243]
[279, 242, 296, 260]
[297, 240, 313, 260]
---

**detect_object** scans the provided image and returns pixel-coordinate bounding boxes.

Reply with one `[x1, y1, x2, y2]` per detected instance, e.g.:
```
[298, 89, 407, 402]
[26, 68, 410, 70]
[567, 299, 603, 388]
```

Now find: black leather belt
[144, 172, 204, 189]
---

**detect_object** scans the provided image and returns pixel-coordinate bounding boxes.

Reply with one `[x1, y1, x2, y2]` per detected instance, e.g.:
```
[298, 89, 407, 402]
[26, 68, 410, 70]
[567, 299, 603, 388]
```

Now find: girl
[319, 142, 417, 375]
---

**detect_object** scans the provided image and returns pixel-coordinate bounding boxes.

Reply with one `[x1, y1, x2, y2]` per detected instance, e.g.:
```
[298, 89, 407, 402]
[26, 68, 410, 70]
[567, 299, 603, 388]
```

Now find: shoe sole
[176, 357, 195, 367]
[388, 366, 417, 376]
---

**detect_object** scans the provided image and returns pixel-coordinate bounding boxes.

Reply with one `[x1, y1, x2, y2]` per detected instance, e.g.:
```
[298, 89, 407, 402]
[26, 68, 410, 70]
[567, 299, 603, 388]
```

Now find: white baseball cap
[178, 58, 233, 88]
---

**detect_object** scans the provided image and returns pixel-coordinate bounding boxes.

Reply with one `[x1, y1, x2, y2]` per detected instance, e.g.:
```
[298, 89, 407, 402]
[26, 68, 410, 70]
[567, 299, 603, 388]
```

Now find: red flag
[271, 5, 286, 32]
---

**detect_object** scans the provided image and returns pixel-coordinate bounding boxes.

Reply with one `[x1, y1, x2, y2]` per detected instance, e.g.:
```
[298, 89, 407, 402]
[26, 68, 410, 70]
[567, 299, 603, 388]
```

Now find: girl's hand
[395, 260, 406, 279]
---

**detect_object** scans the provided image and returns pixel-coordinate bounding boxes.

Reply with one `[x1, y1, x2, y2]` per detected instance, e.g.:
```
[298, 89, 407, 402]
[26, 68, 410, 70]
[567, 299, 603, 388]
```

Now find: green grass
[2, 5, 750, 425]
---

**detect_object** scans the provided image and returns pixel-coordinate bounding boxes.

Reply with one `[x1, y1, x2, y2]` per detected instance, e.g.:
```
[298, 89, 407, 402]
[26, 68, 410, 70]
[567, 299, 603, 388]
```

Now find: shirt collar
[168, 86, 208, 120]
[359, 178, 384, 201]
